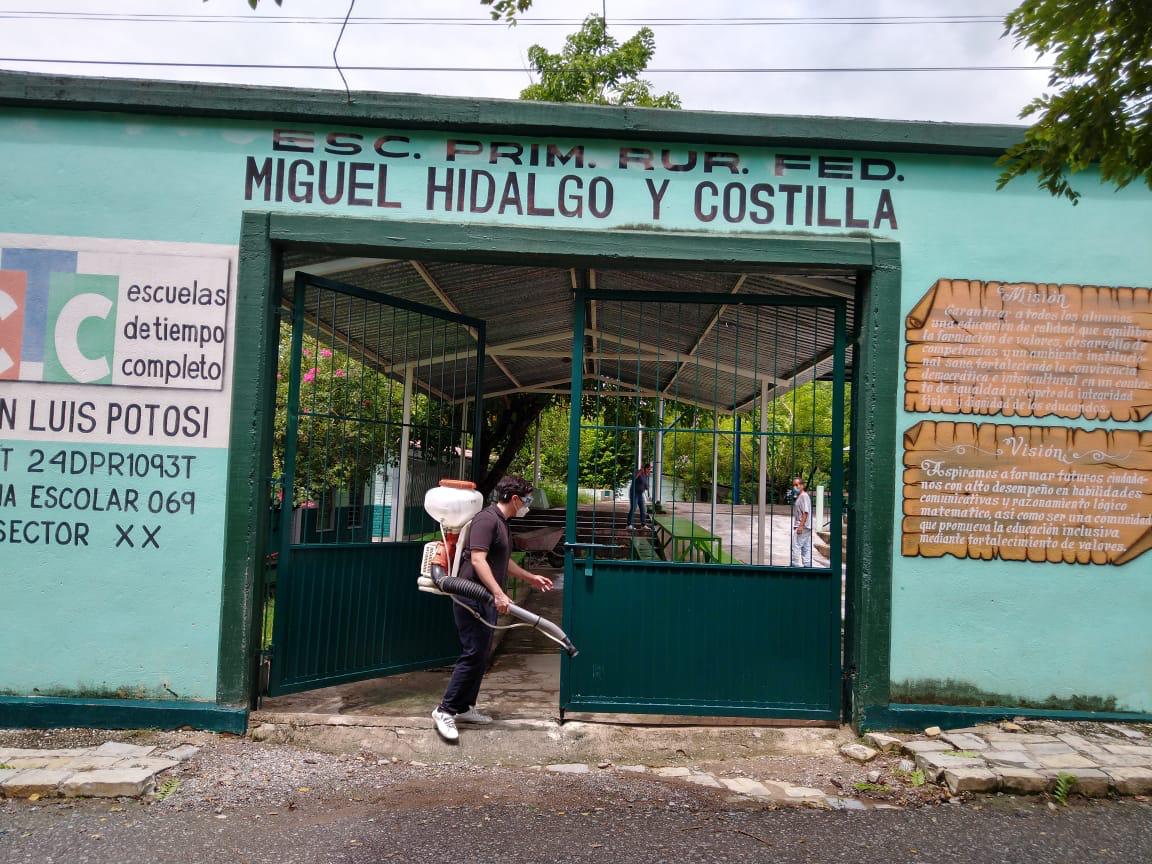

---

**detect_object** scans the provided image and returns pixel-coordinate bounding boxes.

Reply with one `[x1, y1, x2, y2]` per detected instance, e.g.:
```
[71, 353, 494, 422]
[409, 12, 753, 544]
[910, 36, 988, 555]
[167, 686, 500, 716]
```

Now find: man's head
[642, 462, 653, 475]
[494, 475, 534, 516]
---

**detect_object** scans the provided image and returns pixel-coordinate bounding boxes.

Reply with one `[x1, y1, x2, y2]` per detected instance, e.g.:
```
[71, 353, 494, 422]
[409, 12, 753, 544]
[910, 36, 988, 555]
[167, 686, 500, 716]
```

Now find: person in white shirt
[790, 477, 812, 567]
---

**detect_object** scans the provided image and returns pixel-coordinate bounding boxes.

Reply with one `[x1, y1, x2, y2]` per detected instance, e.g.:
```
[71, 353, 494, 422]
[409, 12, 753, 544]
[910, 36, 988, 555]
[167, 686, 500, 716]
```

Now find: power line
[0, 11, 1014, 27]
[0, 57, 1050, 73]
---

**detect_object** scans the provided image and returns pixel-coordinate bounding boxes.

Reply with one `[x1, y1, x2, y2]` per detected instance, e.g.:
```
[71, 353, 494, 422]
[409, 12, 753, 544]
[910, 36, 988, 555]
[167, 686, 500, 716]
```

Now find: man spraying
[432, 475, 553, 742]
[790, 476, 813, 567]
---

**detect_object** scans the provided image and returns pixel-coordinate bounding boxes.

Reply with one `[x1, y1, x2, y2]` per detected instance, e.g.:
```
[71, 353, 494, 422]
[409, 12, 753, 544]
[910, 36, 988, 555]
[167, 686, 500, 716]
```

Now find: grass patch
[853, 782, 893, 794]
[890, 677, 1122, 712]
[893, 768, 926, 787]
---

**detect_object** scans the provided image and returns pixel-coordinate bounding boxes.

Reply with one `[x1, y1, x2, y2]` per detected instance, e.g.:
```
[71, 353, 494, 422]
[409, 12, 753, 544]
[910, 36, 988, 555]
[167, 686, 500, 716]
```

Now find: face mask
[516, 504, 530, 518]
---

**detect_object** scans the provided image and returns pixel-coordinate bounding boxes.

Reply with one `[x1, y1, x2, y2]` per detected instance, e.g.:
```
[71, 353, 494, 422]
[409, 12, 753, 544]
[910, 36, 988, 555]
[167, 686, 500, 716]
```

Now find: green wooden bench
[652, 514, 723, 563]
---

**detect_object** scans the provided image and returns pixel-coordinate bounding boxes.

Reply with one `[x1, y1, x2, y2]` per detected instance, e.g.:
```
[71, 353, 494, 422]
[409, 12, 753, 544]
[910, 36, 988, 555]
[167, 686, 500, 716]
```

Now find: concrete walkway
[0, 742, 198, 798]
[858, 722, 1152, 797]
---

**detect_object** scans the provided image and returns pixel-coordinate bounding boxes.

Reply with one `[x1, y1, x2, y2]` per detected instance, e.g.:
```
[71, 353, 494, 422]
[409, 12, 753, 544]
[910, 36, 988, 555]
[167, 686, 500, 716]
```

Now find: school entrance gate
[259, 231, 856, 721]
[562, 286, 847, 721]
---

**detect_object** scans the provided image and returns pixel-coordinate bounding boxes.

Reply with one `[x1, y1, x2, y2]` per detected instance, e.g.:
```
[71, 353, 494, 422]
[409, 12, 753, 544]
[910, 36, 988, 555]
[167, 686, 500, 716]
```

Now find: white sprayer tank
[424, 482, 484, 530]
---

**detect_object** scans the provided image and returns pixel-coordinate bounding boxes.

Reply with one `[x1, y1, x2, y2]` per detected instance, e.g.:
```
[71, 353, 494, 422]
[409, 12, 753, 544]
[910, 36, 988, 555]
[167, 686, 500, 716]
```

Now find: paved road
[4, 779, 1150, 864]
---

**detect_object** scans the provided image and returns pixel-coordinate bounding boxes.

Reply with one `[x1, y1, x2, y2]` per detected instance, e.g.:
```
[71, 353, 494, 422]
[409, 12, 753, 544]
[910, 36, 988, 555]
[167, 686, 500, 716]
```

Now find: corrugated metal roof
[287, 257, 856, 412]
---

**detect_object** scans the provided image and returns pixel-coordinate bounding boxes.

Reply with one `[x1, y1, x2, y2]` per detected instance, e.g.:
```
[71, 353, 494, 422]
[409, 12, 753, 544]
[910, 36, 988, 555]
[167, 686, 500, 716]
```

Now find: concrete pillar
[710, 410, 719, 529]
[732, 415, 742, 503]
[815, 485, 825, 534]
[458, 398, 468, 479]
[393, 366, 415, 541]
[653, 398, 665, 502]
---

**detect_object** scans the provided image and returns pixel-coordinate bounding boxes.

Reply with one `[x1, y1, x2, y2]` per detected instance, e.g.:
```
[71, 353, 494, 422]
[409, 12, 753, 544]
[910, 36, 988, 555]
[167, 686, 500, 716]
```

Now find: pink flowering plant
[272, 325, 458, 508]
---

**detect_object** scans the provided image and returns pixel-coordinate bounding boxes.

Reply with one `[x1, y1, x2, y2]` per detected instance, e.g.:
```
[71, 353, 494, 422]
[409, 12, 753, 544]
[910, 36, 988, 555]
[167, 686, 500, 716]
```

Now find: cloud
[0, 0, 1046, 123]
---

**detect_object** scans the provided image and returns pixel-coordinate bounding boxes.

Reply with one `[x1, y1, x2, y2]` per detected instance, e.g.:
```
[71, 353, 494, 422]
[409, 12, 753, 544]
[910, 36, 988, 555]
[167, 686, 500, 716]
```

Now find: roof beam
[731, 345, 840, 413]
[480, 375, 727, 414]
[761, 273, 856, 298]
[410, 260, 522, 389]
[390, 330, 574, 373]
[661, 273, 746, 395]
[280, 297, 451, 402]
[585, 328, 786, 386]
[591, 375, 733, 415]
[481, 377, 574, 400]
[282, 257, 394, 283]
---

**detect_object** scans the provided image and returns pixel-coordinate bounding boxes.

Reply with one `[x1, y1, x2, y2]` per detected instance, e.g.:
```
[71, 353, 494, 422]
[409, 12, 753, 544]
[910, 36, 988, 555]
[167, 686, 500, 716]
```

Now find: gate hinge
[258, 647, 273, 697]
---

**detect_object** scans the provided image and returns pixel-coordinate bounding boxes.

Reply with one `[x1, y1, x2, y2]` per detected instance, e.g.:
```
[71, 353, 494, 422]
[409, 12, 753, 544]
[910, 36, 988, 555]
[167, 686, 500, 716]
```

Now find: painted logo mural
[0, 248, 229, 390]
[0, 236, 234, 699]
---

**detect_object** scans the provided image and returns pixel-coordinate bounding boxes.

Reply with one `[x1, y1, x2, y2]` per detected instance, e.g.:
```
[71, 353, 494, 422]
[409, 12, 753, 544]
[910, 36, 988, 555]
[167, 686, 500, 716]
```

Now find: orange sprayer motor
[419, 479, 484, 586]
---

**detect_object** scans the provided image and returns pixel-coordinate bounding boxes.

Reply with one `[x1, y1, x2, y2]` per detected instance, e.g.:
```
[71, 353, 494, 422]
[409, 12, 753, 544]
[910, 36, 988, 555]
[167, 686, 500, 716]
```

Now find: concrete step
[248, 711, 848, 767]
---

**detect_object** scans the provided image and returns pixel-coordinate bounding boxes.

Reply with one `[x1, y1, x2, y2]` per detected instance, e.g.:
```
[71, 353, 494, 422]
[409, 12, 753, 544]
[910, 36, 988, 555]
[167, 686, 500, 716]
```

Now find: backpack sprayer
[418, 479, 578, 657]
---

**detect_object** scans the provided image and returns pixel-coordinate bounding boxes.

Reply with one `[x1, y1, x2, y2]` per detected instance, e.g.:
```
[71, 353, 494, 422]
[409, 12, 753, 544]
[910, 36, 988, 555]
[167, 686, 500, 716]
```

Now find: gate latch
[564, 542, 618, 578]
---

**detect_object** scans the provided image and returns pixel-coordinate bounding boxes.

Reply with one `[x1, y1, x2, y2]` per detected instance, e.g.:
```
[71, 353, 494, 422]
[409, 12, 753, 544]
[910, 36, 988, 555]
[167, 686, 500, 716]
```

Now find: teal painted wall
[1, 107, 1149, 712]
[886, 157, 1152, 714]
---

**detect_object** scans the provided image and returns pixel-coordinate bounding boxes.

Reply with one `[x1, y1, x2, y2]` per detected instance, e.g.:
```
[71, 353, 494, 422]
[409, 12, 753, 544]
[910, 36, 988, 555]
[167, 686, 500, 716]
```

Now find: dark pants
[440, 597, 496, 715]
[627, 493, 647, 527]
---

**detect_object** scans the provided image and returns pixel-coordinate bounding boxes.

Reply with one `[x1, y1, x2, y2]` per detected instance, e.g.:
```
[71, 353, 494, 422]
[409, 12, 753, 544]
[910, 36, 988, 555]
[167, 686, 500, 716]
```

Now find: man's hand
[526, 573, 553, 592]
[493, 591, 512, 614]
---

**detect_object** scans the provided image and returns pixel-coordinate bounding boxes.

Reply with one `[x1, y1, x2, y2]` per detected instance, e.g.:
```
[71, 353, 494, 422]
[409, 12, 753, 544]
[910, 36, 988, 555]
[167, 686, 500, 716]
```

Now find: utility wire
[333, 0, 356, 104]
[0, 12, 1014, 27]
[0, 58, 1051, 73]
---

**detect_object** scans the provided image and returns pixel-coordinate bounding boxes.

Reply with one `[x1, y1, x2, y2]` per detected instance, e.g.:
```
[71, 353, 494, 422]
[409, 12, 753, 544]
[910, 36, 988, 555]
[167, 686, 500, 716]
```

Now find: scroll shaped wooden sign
[905, 279, 1152, 422]
[902, 421, 1152, 565]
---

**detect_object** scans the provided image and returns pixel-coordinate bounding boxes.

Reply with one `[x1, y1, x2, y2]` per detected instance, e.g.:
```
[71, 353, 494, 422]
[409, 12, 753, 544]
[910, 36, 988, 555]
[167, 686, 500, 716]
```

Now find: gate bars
[569, 288, 847, 570]
[278, 273, 484, 545]
[264, 272, 484, 695]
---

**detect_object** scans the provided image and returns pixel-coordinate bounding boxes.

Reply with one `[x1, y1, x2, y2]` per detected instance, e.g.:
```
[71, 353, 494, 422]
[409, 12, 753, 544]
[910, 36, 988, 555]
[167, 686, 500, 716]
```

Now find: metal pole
[637, 420, 643, 471]
[654, 398, 664, 503]
[710, 409, 719, 530]
[533, 413, 542, 486]
[394, 365, 415, 541]
[732, 415, 742, 504]
[757, 376, 768, 565]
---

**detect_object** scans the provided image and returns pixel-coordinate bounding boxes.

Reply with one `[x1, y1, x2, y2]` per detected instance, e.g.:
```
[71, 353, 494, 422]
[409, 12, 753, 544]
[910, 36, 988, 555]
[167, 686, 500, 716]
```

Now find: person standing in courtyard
[790, 476, 813, 567]
[432, 475, 553, 742]
[627, 462, 653, 530]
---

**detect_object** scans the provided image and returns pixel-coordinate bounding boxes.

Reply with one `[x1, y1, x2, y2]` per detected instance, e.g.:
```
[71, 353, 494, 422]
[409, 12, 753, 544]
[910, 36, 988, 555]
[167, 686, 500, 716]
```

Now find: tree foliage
[520, 15, 681, 108]
[998, 0, 1152, 203]
[481, 0, 533, 22]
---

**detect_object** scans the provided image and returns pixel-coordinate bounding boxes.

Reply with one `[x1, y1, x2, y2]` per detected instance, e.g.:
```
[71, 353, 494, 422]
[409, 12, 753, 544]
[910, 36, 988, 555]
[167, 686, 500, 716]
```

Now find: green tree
[520, 15, 681, 108]
[998, 1, 1152, 203]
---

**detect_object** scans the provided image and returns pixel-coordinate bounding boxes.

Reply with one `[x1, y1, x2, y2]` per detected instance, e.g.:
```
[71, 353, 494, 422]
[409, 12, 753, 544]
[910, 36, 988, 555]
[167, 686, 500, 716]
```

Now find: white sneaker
[455, 706, 493, 725]
[431, 706, 459, 741]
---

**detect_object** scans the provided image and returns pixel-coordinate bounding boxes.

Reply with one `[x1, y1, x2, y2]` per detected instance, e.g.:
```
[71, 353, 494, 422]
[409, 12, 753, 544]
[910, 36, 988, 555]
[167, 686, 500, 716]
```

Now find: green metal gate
[561, 287, 847, 720]
[267, 273, 484, 696]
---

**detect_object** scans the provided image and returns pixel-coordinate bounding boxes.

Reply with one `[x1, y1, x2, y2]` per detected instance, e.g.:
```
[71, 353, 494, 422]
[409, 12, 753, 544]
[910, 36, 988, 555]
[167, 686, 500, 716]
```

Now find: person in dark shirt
[432, 475, 553, 742]
[627, 462, 653, 530]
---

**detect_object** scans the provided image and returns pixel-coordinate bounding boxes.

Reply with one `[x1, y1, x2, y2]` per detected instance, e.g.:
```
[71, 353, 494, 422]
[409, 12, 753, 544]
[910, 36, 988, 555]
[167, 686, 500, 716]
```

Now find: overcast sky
[0, 0, 1051, 125]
